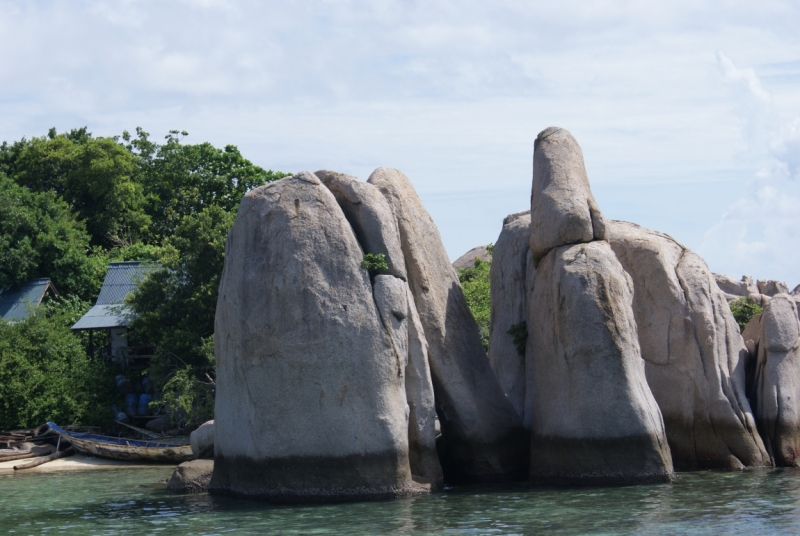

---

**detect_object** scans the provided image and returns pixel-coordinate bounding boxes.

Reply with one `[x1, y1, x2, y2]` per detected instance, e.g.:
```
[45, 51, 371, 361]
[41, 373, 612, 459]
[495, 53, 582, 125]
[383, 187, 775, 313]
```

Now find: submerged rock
[753, 294, 800, 466]
[168, 460, 214, 494]
[488, 210, 532, 421]
[608, 221, 769, 470]
[368, 167, 526, 482]
[526, 241, 673, 485]
[529, 127, 606, 259]
[211, 172, 414, 502]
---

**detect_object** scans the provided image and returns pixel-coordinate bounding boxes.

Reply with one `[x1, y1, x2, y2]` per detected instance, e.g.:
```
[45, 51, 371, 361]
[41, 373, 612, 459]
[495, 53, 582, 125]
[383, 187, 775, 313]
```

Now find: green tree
[0, 298, 116, 430]
[457, 246, 493, 352]
[124, 128, 289, 239]
[3, 128, 149, 248]
[0, 174, 106, 300]
[128, 206, 235, 369]
[730, 298, 763, 332]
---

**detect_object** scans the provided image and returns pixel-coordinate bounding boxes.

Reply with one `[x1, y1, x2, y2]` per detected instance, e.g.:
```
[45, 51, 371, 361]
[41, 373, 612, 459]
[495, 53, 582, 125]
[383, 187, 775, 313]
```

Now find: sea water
[3, 467, 800, 534]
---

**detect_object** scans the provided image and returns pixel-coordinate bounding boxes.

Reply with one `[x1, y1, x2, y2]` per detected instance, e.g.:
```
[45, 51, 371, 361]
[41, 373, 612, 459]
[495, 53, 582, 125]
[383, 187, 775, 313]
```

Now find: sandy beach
[0, 454, 175, 474]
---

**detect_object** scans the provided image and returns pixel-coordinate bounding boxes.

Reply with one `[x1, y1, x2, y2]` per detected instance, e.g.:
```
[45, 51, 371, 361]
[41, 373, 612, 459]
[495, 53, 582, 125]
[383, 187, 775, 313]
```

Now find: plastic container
[137, 394, 152, 416]
[124, 393, 138, 416]
[115, 375, 133, 395]
[141, 376, 154, 395]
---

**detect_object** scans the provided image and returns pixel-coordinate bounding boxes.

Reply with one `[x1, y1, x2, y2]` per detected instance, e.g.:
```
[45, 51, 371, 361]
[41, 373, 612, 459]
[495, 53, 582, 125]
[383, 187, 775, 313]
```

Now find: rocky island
[192, 127, 800, 502]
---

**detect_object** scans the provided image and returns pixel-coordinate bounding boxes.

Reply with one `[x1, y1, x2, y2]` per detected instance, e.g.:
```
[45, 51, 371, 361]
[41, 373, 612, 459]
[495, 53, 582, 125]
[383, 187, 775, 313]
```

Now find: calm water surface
[3, 467, 800, 534]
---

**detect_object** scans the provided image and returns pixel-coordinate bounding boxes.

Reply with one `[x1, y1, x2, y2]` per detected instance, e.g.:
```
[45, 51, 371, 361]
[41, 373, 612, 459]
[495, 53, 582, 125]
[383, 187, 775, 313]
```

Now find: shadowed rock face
[527, 241, 673, 485]
[373, 274, 444, 489]
[754, 294, 800, 466]
[403, 284, 444, 488]
[210, 172, 415, 502]
[529, 127, 606, 259]
[488, 210, 532, 421]
[368, 167, 527, 483]
[608, 221, 770, 470]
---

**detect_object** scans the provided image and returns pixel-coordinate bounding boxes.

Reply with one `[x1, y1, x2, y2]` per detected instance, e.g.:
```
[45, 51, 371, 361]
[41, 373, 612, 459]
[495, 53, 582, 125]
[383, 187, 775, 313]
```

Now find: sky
[1, 0, 798, 286]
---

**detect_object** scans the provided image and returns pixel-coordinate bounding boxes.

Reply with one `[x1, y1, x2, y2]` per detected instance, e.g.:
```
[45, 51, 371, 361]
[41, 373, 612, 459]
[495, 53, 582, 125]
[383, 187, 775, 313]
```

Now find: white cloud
[698, 53, 800, 286]
[0, 1, 799, 271]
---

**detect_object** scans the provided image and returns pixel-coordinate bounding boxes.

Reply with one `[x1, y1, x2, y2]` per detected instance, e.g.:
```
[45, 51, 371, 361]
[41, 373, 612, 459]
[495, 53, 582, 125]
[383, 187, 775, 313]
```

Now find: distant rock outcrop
[713, 273, 760, 303]
[758, 280, 790, 297]
[452, 245, 492, 270]
[368, 167, 526, 482]
[753, 294, 800, 466]
[609, 221, 770, 470]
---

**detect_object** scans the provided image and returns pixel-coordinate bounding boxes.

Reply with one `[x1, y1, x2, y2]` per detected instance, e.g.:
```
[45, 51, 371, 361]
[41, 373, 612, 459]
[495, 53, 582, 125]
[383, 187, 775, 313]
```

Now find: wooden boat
[47, 422, 193, 463]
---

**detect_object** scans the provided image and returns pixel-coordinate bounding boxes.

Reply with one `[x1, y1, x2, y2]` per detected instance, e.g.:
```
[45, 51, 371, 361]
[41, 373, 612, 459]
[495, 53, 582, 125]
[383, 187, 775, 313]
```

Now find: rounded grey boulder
[753, 294, 800, 466]
[608, 221, 769, 469]
[210, 172, 415, 502]
[168, 460, 214, 494]
[527, 241, 673, 485]
[529, 127, 606, 259]
[190, 420, 214, 459]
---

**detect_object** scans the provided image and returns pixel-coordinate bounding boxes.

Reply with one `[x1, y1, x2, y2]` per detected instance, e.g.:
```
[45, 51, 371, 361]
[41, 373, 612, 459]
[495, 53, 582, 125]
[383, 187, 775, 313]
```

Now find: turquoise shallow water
[3, 467, 800, 534]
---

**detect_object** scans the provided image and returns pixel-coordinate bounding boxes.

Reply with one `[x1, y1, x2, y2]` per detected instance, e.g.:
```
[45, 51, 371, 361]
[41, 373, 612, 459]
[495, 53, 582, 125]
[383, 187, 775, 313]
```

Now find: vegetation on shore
[0, 127, 288, 430]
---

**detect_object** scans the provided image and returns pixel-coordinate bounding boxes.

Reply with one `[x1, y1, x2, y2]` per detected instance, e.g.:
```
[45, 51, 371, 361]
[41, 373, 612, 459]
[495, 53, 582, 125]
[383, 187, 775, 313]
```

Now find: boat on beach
[47, 422, 193, 463]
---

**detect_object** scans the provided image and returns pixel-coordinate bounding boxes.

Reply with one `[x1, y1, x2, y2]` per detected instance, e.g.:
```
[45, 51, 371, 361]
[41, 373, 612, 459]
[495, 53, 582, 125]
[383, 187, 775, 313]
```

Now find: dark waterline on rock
[4, 467, 800, 534]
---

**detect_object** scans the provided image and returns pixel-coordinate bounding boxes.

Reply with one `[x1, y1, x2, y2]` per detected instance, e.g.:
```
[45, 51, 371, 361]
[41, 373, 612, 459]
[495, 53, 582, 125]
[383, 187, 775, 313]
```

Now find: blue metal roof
[0, 278, 58, 322]
[71, 262, 157, 330]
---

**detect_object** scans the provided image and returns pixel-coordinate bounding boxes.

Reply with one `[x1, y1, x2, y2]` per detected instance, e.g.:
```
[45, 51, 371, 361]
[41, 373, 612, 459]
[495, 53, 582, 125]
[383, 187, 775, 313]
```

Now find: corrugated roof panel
[96, 262, 157, 305]
[71, 261, 158, 330]
[71, 304, 133, 330]
[0, 278, 54, 322]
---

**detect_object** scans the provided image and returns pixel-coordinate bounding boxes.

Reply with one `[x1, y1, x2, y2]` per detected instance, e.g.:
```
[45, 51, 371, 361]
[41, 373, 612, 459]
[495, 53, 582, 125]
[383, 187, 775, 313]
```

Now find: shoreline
[0, 454, 176, 474]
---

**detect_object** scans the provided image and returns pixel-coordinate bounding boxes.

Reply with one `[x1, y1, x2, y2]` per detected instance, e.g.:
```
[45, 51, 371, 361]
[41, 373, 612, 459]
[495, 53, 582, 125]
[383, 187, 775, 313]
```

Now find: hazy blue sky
[1, 1, 798, 285]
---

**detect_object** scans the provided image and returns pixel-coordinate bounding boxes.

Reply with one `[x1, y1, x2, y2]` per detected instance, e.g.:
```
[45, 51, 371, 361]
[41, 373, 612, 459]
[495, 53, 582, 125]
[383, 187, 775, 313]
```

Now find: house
[0, 278, 60, 322]
[71, 261, 156, 358]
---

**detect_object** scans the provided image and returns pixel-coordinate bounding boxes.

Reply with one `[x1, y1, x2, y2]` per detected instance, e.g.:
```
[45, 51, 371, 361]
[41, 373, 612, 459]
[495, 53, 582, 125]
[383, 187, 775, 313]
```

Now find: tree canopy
[0, 125, 289, 429]
[0, 174, 105, 300]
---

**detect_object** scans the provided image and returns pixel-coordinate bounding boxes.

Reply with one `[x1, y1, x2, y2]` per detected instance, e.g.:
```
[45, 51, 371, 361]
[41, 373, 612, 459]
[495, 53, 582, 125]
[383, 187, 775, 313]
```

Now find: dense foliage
[0, 126, 288, 430]
[0, 299, 116, 430]
[457, 245, 493, 352]
[0, 174, 106, 301]
[730, 298, 763, 332]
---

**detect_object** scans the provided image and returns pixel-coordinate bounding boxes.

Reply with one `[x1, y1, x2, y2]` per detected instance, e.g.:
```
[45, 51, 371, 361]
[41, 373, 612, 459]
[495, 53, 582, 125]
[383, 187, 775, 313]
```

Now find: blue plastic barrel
[137, 394, 151, 416]
[141, 376, 153, 395]
[116, 375, 133, 395]
[125, 393, 138, 416]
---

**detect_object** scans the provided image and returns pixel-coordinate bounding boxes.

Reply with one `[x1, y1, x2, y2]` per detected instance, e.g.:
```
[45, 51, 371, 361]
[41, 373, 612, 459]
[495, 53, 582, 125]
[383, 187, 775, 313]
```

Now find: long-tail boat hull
[47, 422, 192, 463]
